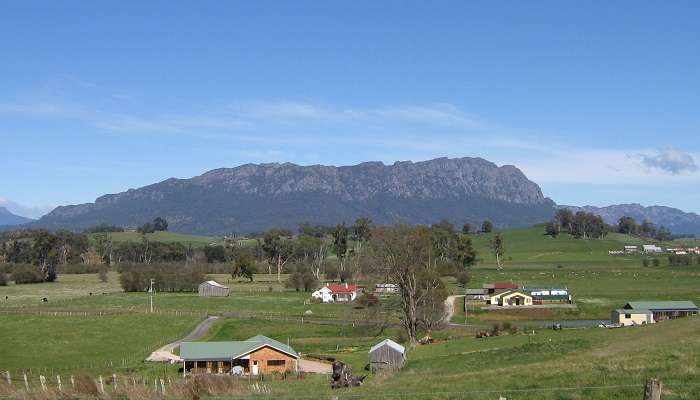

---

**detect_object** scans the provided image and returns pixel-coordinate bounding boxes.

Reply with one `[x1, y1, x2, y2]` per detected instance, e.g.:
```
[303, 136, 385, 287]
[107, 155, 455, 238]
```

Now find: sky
[1, 1, 700, 218]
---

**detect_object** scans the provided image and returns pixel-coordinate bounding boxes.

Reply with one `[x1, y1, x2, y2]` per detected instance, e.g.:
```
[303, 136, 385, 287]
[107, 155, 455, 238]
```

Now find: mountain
[34, 157, 556, 234]
[563, 204, 700, 236]
[0, 207, 34, 226]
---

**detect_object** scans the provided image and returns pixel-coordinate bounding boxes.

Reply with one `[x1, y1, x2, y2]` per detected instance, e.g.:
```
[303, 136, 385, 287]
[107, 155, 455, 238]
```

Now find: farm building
[482, 282, 519, 295]
[312, 283, 361, 303]
[624, 245, 639, 253]
[623, 301, 699, 321]
[642, 245, 663, 253]
[368, 339, 406, 371]
[181, 335, 298, 376]
[611, 309, 654, 326]
[374, 283, 399, 295]
[488, 290, 533, 306]
[523, 287, 572, 304]
[465, 288, 488, 301]
[198, 280, 230, 297]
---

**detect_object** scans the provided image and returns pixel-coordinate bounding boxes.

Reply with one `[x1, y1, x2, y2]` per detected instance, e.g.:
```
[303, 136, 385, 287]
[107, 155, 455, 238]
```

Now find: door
[252, 360, 259, 375]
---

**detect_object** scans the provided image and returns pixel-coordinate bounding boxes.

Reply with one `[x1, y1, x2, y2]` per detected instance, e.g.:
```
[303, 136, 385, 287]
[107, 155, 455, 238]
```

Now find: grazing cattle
[42, 297, 48, 302]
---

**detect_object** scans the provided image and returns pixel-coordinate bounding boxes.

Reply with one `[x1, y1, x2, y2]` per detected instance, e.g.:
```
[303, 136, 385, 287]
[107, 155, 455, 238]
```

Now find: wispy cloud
[0, 197, 55, 219]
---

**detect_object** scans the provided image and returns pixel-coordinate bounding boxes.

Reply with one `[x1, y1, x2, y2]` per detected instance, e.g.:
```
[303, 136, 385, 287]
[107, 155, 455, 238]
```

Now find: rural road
[146, 315, 220, 363]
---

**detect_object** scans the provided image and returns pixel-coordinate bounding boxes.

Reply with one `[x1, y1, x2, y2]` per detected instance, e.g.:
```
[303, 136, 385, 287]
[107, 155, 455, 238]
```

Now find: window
[267, 360, 285, 366]
[625, 314, 631, 318]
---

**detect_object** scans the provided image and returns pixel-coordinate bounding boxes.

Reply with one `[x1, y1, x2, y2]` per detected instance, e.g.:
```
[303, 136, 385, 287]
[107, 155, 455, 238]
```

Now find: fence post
[4, 371, 10, 385]
[98, 376, 104, 394]
[160, 378, 166, 395]
[71, 375, 75, 388]
[39, 375, 46, 391]
[56, 375, 62, 391]
[643, 379, 662, 400]
[23, 373, 29, 390]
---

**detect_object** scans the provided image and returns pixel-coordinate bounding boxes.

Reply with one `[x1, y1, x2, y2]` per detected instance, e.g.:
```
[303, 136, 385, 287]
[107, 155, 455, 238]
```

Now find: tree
[490, 233, 505, 270]
[352, 217, 373, 242]
[203, 245, 227, 263]
[370, 224, 446, 343]
[333, 224, 349, 276]
[261, 230, 294, 282]
[553, 209, 574, 232]
[454, 234, 477, 269]
[618, 216, 639, 235]
[461, 223, 472, 235]
[232, 251, 256, 281]
[545, 221, 559, 238]
[456, 269, 471, 287]
[98, 266, 109, 282]
[152, 217, 169, 232]
[137, 223, 155, 234]
[481, 221, 493, 233]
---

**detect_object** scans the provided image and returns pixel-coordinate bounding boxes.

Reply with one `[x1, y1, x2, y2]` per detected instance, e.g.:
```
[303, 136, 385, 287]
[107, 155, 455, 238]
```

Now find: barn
[368, 339, 406, 371]
[198, 280, 230, 297]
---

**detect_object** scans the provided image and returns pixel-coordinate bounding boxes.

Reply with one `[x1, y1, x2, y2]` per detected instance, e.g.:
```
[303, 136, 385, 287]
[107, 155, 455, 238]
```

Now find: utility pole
[149, 279, 155, 313]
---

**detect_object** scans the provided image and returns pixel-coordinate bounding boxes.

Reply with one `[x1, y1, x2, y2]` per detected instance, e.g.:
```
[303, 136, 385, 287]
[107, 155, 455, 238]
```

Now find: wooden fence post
[23, 373, 29, 391]
[644, 379, 662, 400]
[160, 378, 166, 395]
[56, 375, 62, 391]
[4, 371, 10, 385]
[70, 375, 75, 388]
[39, 375, 46, 391]
[113, 373, 118, 391]
[98, 376, 104, 394]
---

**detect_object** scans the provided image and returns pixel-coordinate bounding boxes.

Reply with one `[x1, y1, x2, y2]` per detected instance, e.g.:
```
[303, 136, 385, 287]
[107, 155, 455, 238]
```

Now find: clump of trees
[137, 217, 169, 234]
[84, 224, 124, 233]
[11, 264, 46, 284]
[118, 264, 206, 292]
[668, 254, 697, 266]
[617, 217, 672, 241]
[545, 209, 609, 239]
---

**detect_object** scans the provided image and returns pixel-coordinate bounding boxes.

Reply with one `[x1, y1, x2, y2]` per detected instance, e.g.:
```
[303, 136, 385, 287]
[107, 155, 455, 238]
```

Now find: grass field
[2, 226, 700, 398]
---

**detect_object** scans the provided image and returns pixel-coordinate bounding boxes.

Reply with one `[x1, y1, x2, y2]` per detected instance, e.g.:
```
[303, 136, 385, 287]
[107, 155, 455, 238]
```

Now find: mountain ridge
[0, 207, 35, 226]
[34, 157, 555, 234]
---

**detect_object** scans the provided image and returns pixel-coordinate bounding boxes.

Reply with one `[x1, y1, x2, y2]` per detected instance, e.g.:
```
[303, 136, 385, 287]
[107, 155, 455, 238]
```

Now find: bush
[456, 269, 471, 287]
[325, 264, 339, 280]
[119, 263, 206, 292]
[355, 293, 380, 308]
[652, 258, 661, 267]
[58, 264, 102, 274]
[0, 271, 7, 286]
[12, 265, 45, 284]
[642, 259, 650, 267]
[98, 266, 109, 282]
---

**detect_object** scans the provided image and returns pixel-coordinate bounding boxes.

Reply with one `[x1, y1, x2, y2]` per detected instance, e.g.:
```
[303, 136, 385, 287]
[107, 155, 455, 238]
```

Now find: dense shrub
[456, 269, 472, 287]
[203, 245, 227, 263]
[12, 265, 45, 284]
[0, 271, 8, 286]
[58, 264, 102, 274]
[355, 293, 380, 308]
[119, 263, 206, 292]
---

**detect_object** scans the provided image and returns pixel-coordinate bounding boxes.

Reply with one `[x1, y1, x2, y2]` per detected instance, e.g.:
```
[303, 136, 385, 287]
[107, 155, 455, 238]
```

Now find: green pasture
[87, 231, 224, 247]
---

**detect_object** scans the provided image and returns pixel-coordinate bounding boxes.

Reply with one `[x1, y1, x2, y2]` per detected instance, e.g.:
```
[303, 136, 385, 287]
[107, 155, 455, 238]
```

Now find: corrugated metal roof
[180, 335, 298, 361]
[625, 301, 699, 311]
[369, 339, 405, 355]
[201, 280, 228, 289]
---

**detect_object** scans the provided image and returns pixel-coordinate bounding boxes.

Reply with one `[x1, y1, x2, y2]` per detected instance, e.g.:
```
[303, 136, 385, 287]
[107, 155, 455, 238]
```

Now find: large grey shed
[198, 280, 230, 297]
[368, 339, 406, 371]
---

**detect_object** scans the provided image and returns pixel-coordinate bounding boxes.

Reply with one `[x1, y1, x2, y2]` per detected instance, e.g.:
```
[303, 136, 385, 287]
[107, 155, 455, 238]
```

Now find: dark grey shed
[368, 339, 406, 371]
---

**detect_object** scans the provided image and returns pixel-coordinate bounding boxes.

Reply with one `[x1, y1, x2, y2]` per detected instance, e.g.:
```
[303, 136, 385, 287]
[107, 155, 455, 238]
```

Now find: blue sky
[2, 1, 700, 218]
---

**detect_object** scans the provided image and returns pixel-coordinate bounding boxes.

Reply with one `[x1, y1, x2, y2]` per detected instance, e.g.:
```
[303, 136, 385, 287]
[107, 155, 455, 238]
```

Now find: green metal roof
[180, 335, 298, 361]
[624, 301, 699, 311]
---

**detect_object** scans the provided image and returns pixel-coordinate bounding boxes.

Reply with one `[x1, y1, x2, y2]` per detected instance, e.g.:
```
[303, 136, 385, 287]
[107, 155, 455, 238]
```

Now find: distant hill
[34, 157, 557, 235]
[563, 204, 700, 236]
[0, 207, 34, 226]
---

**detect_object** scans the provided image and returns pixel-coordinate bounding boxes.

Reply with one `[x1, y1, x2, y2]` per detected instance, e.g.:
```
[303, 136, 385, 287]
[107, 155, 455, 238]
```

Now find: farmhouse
[312, 283, 361, 303]
[368, 339, 406, 371]
[611, 309, 654, 326]
[623, 301, 699, 321]
[181, 335, 299, 376]
[198, 280, 230, 297]
[488, 290, 533, 306]
[624, 245, 639, 253]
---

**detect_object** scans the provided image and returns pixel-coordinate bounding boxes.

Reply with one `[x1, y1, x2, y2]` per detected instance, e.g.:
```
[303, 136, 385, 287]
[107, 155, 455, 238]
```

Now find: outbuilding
[611, 309, 654, 326]
[368, 339, 406, 371]
[623, 301, 699, 321]
[198, 280, 230, 297]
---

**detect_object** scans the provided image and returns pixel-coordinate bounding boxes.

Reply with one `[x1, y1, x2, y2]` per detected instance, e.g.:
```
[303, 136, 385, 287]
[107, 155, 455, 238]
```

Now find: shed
[368, 339, 406, 371]
[623, 301, 698, 321]
[198, 280, 230, 297]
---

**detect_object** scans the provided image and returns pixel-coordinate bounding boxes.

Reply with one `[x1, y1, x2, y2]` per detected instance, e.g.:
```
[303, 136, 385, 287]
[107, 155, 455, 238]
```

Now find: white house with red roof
[311, 283, 361, 303]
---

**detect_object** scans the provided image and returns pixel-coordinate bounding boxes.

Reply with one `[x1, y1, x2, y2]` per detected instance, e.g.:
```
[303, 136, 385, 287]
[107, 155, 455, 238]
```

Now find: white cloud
[0, 198, 54, 219]
[638, 145, 698, 175]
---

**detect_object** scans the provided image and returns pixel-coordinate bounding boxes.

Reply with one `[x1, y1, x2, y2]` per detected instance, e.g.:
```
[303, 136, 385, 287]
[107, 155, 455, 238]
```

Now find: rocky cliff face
[36, 157, 556, 234]
[564, 204, 700, 236]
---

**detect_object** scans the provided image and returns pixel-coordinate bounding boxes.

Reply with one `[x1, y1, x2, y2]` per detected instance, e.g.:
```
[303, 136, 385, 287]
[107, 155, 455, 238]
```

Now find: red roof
[494, 282, 519, 289]
[326, 283, 359, 293]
